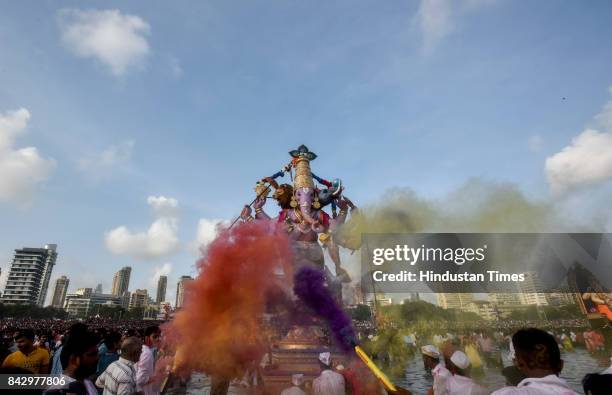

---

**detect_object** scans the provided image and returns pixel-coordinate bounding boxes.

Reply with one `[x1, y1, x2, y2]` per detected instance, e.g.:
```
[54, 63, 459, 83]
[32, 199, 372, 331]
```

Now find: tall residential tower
[156, 275, 167, 304]
[1, 244, 58, 306]
[111, 266, 131, 296]
[51, 275, 69, 308]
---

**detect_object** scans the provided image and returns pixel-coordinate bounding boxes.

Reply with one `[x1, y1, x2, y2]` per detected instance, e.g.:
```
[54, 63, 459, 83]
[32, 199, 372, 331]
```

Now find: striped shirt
[95, 357, 137, 395]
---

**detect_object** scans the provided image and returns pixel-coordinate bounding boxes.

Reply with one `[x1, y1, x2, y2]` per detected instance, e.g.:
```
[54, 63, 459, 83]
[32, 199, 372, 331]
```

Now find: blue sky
[1, 0, 612, 305]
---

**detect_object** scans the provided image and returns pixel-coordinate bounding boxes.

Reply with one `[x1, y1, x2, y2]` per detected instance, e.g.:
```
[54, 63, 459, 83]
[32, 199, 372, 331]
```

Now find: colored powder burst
[165, 221, 293, 379]
[293, 266, 357, 351]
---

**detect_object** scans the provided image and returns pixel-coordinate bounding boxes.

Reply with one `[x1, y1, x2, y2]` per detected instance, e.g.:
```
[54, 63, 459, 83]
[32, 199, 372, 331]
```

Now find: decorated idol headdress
[288, 145, 321, 209]
[289, 144, 316, 190]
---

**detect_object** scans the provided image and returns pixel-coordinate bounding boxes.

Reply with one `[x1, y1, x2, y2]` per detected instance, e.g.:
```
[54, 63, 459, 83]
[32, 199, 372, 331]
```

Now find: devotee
[51, 322, 88, 375]
[444, 350, 487, 395]
[1, 329, 49, 374]
[96, 336, 142, 395]
[312, 352, 346, 395]
[491, 328, 579, 395]
[44, 330, 100, 395]
[97, 331, 121, 377]
[137, 325, 161, 395]
[280, 373, 307, 395]
[421, 344, 450, 395]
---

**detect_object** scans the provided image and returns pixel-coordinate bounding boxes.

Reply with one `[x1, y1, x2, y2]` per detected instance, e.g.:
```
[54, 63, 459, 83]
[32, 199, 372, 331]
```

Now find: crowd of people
[0, 316, 611, 394]
[1, 320, 163, 395]
[281, 327, 611, 395]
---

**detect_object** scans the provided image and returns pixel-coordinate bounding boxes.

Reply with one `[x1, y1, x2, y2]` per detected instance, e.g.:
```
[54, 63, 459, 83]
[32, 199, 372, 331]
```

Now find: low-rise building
[64, 293, 122, 317]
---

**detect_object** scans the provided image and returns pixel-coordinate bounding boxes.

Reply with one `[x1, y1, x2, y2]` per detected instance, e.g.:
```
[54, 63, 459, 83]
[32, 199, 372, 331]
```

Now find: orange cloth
[596, 304, 612, 321]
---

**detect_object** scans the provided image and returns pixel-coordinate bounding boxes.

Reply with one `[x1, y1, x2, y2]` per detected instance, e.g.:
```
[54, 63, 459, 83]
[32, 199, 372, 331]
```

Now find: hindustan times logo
[371, 244, 487, 266]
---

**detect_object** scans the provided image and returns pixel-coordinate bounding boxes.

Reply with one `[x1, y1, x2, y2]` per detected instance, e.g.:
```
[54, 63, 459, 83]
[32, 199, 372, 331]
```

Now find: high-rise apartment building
[1, 244, 58, 306]
[518, 272, 549, 306]
[156, 276, 167, 304]
[175, 275, 193, 308]
[51, 275, 69, 308]
[111, 267, 131, 296]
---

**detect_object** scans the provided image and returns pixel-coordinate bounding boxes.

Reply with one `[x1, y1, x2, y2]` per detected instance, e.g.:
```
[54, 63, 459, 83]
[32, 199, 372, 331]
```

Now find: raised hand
[253, 197, 267, 210]
[240, 205, 252, 219]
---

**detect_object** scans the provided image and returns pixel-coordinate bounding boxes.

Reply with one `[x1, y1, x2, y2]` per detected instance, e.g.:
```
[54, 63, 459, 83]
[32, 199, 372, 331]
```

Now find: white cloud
[0, 108, 56, 206]
[594, 100, 612, 132]
[546, 129, 612, 194]
[528, 135, 543, 152]
[105, 196, 180, 259]
[78, 140, 134, 181]
[58, 9, 150, 76]
[147, 196, 179, 217]
[415, 0, 497, 53]
[416, 0, 454, 53]
[190, 218, 227, 255]
[152, 262, 172, 279]
[149, 262, 172, 289]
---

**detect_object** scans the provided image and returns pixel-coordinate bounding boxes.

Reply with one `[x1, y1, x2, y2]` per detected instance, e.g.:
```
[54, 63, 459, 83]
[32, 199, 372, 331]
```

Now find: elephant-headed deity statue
[240, 144, 357, 275]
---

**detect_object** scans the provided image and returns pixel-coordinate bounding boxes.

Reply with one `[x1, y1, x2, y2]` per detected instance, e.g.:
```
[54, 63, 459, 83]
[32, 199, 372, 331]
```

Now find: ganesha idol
[240, 144, 357, 279]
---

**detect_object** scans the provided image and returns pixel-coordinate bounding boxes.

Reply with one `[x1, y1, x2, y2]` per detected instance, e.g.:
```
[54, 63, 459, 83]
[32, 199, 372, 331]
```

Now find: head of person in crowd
[60, 331, 100, 380]
[105, 331, 122, 352]
[447, 351, 471, 377]
[582, 373, 612, 395]
[124, 328, 137, 338]
[143, 325, 161, 349]
[291, 373, 304, 388]
[121, 336, 143, 363]
[14, 330, 35, 354]
[512, 328, 563, 378]
[64, 322, 88, 341]
[421, 345, 440, 371]
[318, 352, 332, 371]
[96, 327, 107, 338]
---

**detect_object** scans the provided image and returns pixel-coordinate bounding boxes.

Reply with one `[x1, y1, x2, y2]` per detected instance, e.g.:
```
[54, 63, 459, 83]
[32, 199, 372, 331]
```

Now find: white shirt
[445, 374, 488, 395]
[312, 369, 346, 395]
[491, 374, 579, 395]
[96, 357, 138, 395]
[432, 363, 451, 395]
[280, 386, 308, 395]
[136, 344, 158, 395]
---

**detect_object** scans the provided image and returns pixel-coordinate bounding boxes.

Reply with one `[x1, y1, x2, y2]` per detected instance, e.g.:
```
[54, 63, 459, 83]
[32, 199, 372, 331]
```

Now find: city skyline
[1, 244, 187, 307]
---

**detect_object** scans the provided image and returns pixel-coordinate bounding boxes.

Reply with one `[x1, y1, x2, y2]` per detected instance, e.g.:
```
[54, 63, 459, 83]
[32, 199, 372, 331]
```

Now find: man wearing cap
[421, 345, 450, 395]
[280, 373, 307, 395]
[445, 350, 488, 395]
[312, 352, 346, 395]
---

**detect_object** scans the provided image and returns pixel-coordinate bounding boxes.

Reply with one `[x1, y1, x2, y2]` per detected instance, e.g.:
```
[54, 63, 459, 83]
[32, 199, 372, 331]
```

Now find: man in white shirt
[280, 373, 308, 395]
[421, 345, 450, 395]
[312, 352, 345, 395]
[96, 337, 142, 395]
[445, 351, 488, 395]
[137, 326, 161, 395]
[491, 328, 578, 395]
